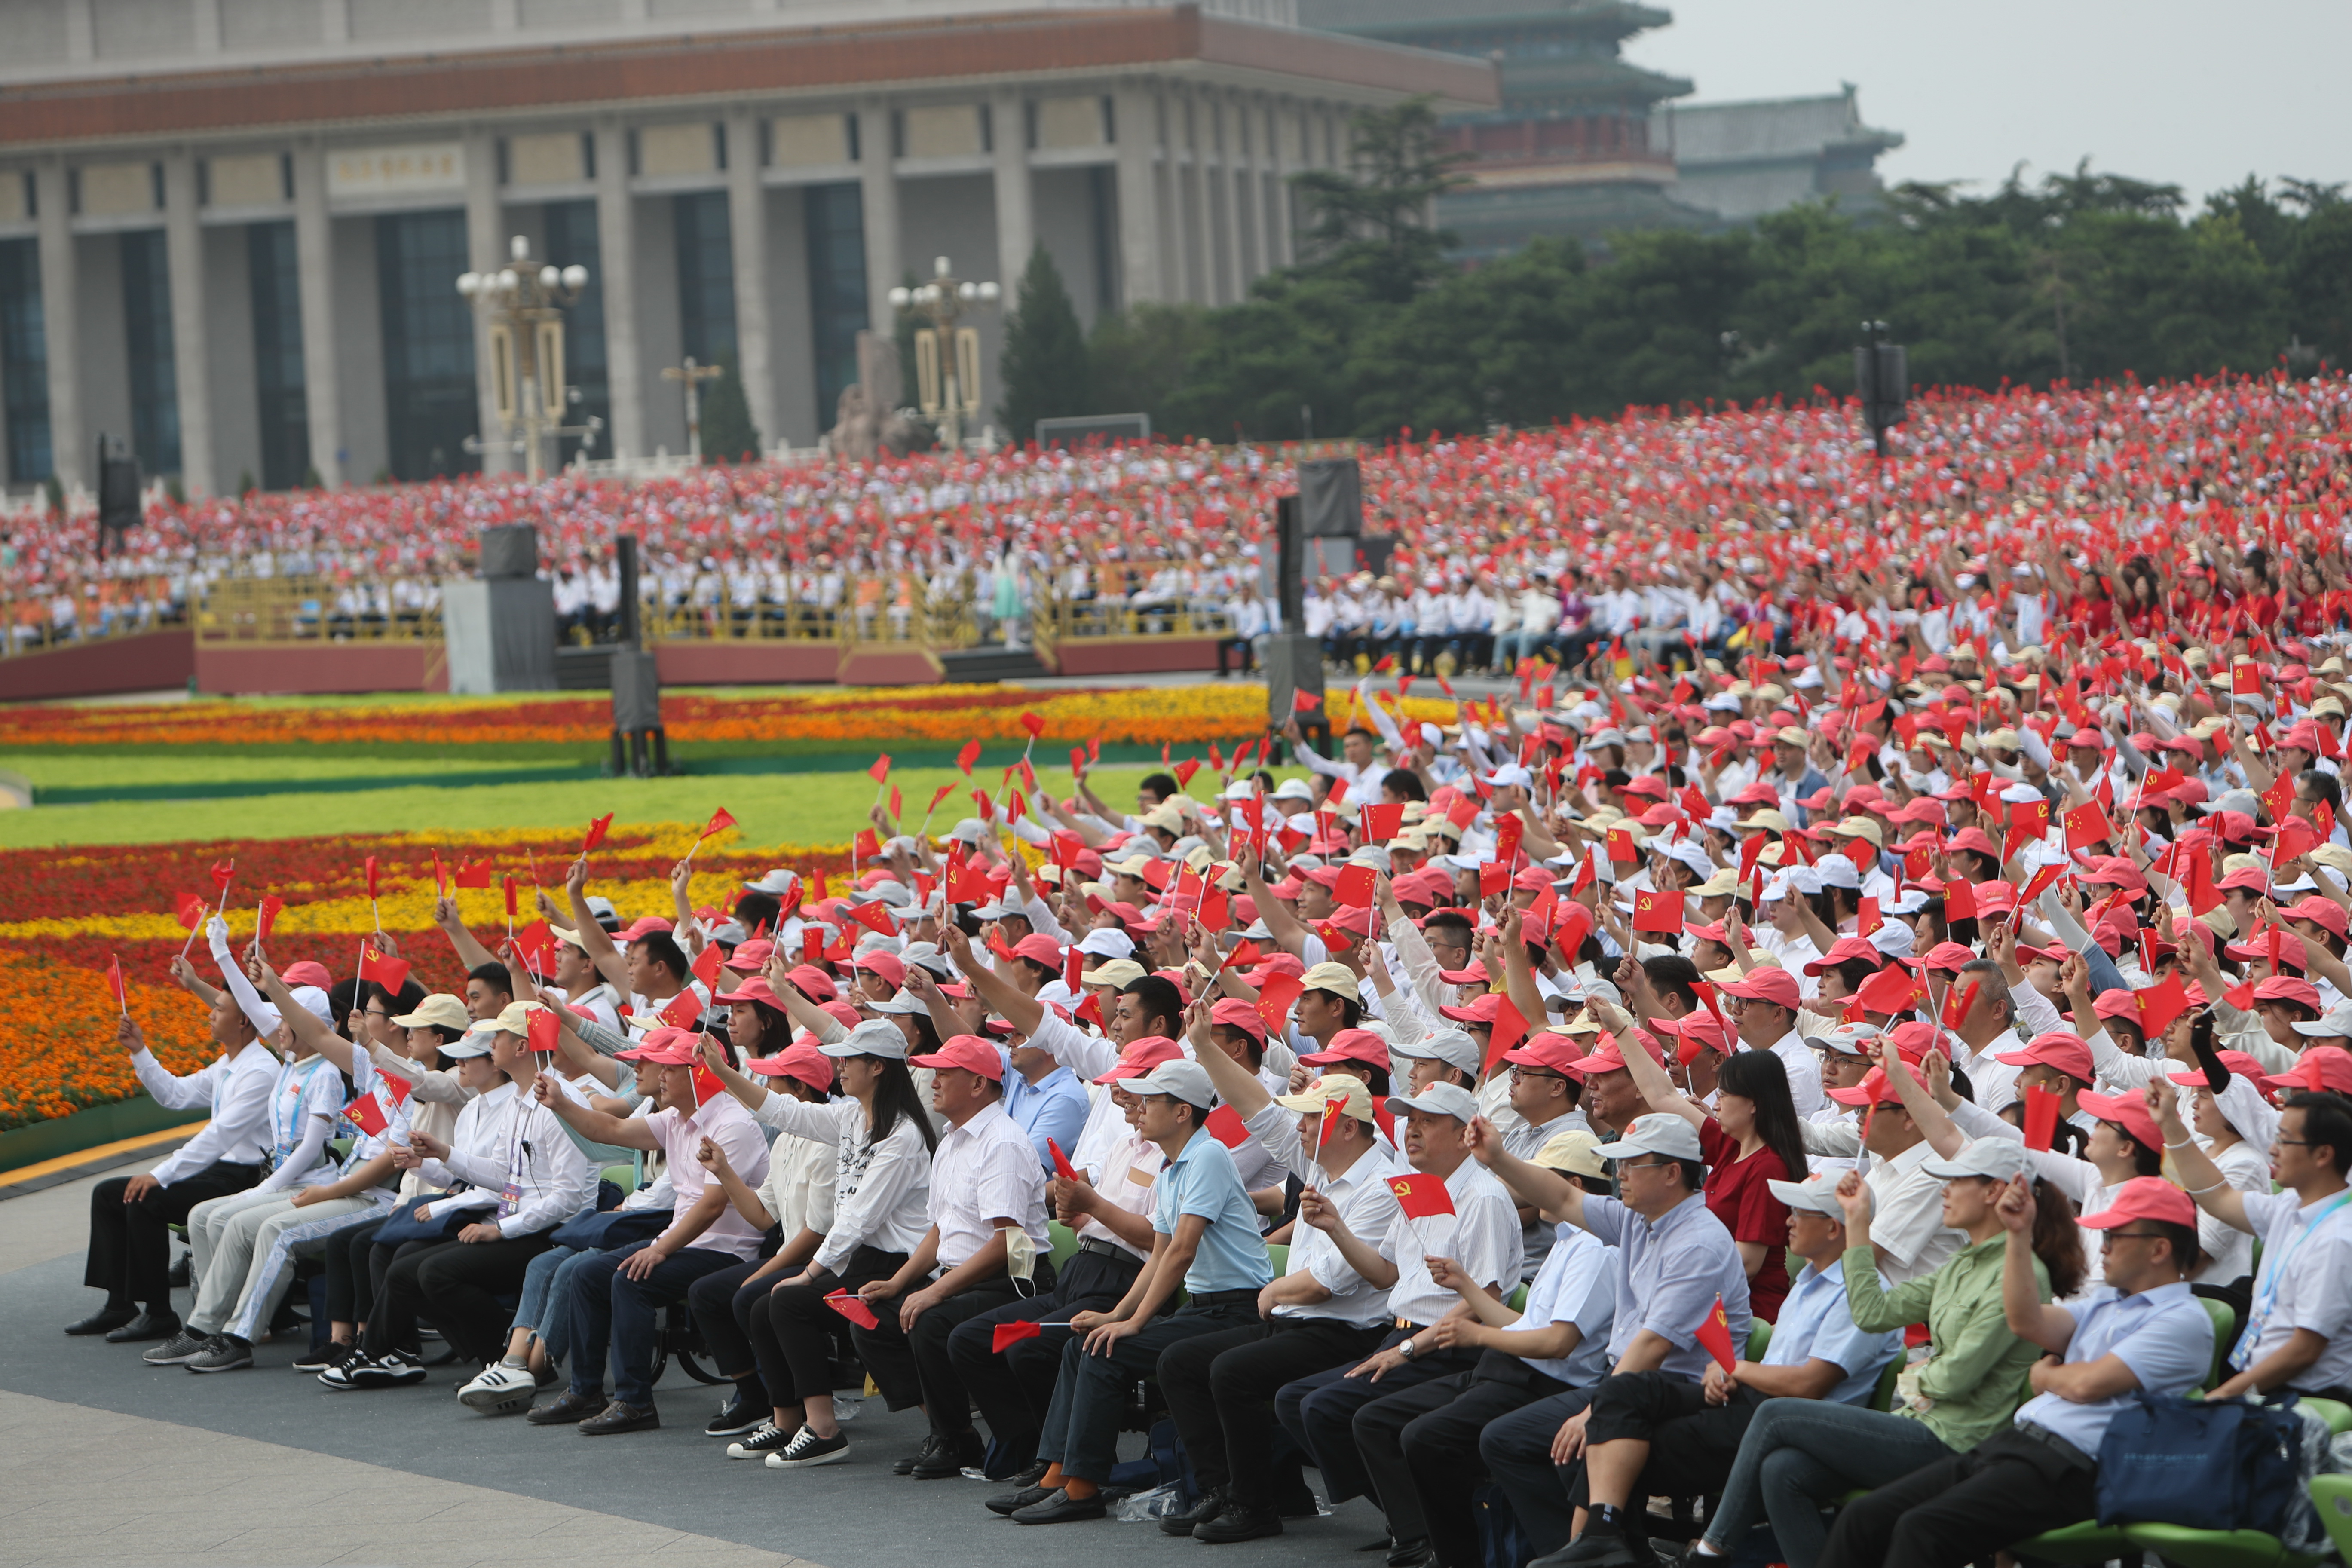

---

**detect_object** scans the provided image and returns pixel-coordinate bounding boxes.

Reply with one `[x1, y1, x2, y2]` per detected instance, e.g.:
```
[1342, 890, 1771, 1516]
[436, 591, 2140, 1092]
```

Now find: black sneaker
[704, 1395, 765, 1438]
[894, 1434, 944, 1476]
[187, 1336, 254, 1373]
[1194, 1502, 1285, 1544]
[1161, 1488, 1228, 1536]
[291, 1341, 355, 1375]
[726, 1421, 797, 1459]
[142, 1329, 213, 1366]
[763, 1428, 849, 1469]
[910, 1428, 984, 1480]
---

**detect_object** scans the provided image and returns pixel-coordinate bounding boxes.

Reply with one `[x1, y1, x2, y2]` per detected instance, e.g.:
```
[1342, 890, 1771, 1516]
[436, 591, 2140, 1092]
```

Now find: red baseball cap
[1826, 1066, 1906, 1107]
[1897, 941, 1979, 976]
[2263, 1049, 2352, 1096]
[1439, 992, 1505, 1025]
[742, 1039, 836, 1092]
[616, 1026, 702, 1066]
[1299, 1028, 1392, 1069]
[2077, 1175, 2197, 1232]
[714, 976, 782, 1008]
[1568, 1029, 1663, 1077]
[283, 960, 335, 989]
[1804, 936, 1883, 976]
[910, 1033, 1006, 1081]
[2254, 976, 2325, 1011]
[1944, 827, 2000, 860]
[1208, 996, 1268, 1043]
[1719, 968, 1801, 1009]
[2168, 1049, 2269, 1090]
[1502, 1032, 1587, 1078]
[1012, 933, 1066, 967]
[1995, 1030, 2096, 1084]
[2075, 1087, 2164, 1153]
[619, 916, 674, 942]
[1093, 1034, 1183, 1084]
[2288, 897, 2352, 940]
[784, 964, 838, 1002]
[853, 952, 908, 989]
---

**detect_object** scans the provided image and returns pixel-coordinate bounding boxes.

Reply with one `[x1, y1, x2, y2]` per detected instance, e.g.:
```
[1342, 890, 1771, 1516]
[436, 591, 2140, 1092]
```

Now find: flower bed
[0, 684, 1457, 751]
[0, 822, 848, 1130]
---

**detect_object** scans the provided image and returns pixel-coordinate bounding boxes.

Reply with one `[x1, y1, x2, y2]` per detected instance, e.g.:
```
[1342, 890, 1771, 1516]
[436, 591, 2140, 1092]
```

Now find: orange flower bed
[0, 950, 217, 1130]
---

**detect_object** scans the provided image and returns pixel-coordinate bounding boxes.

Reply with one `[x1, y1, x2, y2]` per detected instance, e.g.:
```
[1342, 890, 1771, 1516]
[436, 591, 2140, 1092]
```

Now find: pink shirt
[643, 1092, 772, 1261]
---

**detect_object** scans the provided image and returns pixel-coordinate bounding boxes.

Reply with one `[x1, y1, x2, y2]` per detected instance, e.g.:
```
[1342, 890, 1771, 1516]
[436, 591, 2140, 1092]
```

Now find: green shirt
[1841, 1237, 2049, 1454]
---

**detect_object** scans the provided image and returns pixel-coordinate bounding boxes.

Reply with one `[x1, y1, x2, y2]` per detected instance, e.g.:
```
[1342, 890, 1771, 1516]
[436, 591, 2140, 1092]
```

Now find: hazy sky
[1630, 0, 2351, 208]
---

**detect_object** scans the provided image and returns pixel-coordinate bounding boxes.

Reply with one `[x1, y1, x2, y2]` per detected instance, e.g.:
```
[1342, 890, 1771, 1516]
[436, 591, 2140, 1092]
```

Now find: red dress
[1699, 1117, 1792, 1321]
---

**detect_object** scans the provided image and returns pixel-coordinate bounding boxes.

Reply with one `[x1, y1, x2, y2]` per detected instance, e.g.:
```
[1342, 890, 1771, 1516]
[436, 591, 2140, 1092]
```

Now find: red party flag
[1256, 973, 1305, 1033]
[1632, 889, 1685, 934]
[656, 990, 703, 1031]
[343, 1092, 391, 1139]
[1360, 802, 1404, 844]
[1204, 1103, 1251, 1150]
[2021, 1085, 2062, 1151]
[1020, 710, 1047, 738]
[1387, 1173, 1456, 1220]
[581, 813, 614, 855]
[455, 858, 494, 889]
[1292, 689, 1323, 711]
[357, 945, 410, 992]
[256, 895, 285, 945]
[824, 1290, 881, 1330]
[1335, 864, 1378, 908]
[175, 892, 206, 930]
[690, 1059, 726, 1106]
[925, 782, 955, 819]
[1047, 1137, 1078, 1181]
[363, 855, 380, 901]
[1856, 896, 1882, 938]
[106, 954, 127, 1013]
[699, 807, 738, 842]
[526, 1006, 561, 1054]
[868, 754, 891, 785]
[1944, 878, 1977, 922]
[2135, 974, 2190, 1041]
[1693, 1295, 1739, 1373]
[1942, 980, 1981, 1031]
[991, 1319, 1044, 1352]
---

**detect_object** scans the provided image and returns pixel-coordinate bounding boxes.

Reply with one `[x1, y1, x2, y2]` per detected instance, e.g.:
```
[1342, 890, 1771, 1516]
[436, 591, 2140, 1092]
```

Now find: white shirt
[438, 1080, 598, 1238]
[761, 1094, 934, 1277]
[1383, 1158, 1524, 1327]
[137, 1043, 276, 1185]
[1864, 1137, 1964, 1285]
[1750, 1026, 1827, 1118]
[929, 1099, 1051, 1272]
[2232, 1187, 2352, 1391]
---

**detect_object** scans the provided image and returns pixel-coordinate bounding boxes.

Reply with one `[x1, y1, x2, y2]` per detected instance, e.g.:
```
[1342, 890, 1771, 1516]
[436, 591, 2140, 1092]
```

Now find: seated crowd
[68, 634, 2352, 1568]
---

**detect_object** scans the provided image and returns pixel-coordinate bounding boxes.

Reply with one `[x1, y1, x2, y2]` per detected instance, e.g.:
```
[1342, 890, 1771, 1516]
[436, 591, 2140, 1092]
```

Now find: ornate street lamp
[888, 255, 1000, 450]
[458, 235, 602, 480]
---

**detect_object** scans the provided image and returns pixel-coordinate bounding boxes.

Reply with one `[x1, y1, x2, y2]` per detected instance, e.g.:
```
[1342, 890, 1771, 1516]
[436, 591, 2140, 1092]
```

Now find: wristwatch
[1399, 1336, 1419, 1361]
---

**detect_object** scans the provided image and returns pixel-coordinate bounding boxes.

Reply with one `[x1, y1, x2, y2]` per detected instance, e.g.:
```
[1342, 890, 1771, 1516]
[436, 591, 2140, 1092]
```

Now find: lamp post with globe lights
[888, 255, 999, 450]
[456, 235, 602, 480]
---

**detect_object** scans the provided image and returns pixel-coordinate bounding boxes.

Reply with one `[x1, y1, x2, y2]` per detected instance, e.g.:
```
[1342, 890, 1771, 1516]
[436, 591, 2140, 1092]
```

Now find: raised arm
[1466, 1114, 1586, 1229]
[431, 895, 499, 973]
[530, 1071, 659, 1152]
[565, 855, 631, 995]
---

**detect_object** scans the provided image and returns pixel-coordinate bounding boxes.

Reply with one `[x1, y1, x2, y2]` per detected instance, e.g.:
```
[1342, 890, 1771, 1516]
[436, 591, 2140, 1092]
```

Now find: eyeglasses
[1509, 1067, 1564, 1083]
[1617, 1157, 1675, 1172]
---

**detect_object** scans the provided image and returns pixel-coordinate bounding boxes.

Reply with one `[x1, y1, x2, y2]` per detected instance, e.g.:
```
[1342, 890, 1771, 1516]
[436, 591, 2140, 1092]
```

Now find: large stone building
[0, 0, 1494, 495]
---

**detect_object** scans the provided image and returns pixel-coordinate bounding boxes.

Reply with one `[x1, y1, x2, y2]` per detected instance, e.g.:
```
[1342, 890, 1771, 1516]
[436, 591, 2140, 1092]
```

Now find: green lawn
[0, 764, 1183, 848]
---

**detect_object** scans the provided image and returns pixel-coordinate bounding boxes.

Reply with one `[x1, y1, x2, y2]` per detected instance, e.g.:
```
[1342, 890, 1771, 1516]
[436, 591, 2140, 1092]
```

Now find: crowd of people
[9, 371, 2350, 666]
[62, 509, 2352, 1567]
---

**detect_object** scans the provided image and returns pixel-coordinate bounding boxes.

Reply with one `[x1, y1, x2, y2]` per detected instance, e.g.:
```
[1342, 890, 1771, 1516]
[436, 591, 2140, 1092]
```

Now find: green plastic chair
[1265, 1242, 1288, 1278]
[2309, 1475, 2352, 1561]
[1867, 1355, 1903, 1413]
[1047, 1220, 1081, 1271]
[2012, 1519, 2138, 1565]
[600, 1162, 636, 1194]
[2201, 1297, 2240, 1390]
[1745, 1320, 1771, 1361]
[1505, 1283, 1529, 1314]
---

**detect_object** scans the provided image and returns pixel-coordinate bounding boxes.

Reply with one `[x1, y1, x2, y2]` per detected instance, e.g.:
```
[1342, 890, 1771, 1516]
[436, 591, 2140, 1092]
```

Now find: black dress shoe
[1011, 1488, 1108, 1525]
[1385, 1538, 1434, 1568]
[910, 1429, 984, 1479]
[104, 1311, 181, 1343]
[1195, 1502, 1285, 1544]
[526, 1389, 609, 1426]
[894, 1434, 943, 1476]
[986, 1482, 1057, 1518]
[1161, 1488, 1228, 1536]
[1528, 1528, 1640, 1568]
[578, 1399, 660, 1435]
[65, 1308, 135, 1337]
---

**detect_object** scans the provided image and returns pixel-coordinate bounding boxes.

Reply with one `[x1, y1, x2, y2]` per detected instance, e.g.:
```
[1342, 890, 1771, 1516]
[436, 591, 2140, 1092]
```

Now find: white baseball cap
[1387, 1081, 1481, 1122]
[1593, 1112, 1705, 1164]
[1391, 1028, 1481, 1077]
[1127, 1059, 1218, 1111]
[1767, 1170, 1867, 1219]
[1921, 1136, 2036, 1184]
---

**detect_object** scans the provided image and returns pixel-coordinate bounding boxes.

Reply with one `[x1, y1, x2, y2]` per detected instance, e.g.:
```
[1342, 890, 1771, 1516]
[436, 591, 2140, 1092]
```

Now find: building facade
[0, 0, 1494, 494]
[1650, 88, 1904, 226]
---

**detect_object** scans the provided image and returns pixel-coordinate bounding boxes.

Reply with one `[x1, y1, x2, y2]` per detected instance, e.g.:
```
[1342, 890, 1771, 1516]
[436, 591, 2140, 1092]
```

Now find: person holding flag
[525, 1025, 769, 1433]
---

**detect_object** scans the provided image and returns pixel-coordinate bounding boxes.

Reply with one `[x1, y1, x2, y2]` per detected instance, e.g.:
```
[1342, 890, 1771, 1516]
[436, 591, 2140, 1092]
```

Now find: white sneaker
[458, 1361, 537, 1413]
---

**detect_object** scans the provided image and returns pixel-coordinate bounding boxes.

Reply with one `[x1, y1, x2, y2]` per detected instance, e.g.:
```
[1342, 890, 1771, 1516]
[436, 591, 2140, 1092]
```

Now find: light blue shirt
[2014, 1280, 2212, 1456]
[1580, 1192, 1751, 1382]
[1764, 1257, 1903, 1406]
[1515, 1225, 1616, 1388]
[1154, 1127, 1274, 1296]
[1001, 1060, 1091, 1173]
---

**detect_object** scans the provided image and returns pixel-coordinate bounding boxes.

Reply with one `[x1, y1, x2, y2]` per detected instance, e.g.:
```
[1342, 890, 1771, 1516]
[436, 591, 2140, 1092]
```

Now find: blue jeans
[514, 1243, 578, 1337]
[1701, 1397, 1954, 1568]
[563, 1240, 738, 1406]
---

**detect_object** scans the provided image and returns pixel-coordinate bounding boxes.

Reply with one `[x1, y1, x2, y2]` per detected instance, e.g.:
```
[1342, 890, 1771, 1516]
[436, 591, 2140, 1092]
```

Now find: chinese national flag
[1293, 689, 1323, 711]
[581, 813, 614, 855]
[689, 1058, 726, 1107]
[455, 858, 493, 889]
[1495, 815, 1525, 865]
[699, 807, 738, 842]
[956, 738, 983, 775]
[380, 1072, 412, 1109]
[692, 941, 724, 987]
[991, 1319, 1044, 1352]
[2063, 802, 2113, 852]
[1335, 864, 1378, 908]
[845, 900, 895, 936]
[513, 920, 555, 977]
[868, 754, 891, 785]
[526, 1006, 561, 1054]
[2021, 1085, 2062, 1151]
[1173, 757, 1203, 789]
[1632, 889, 1685, 934]
[343, 1092, 391, 1139]
[107, 954, 127, 1013]
[1256, 973, 1305, 1034]
[1387, 1173, 1456, 1220]
[175, 892, 206, 930]
[656, 990, 703, 1030]
[824, 1290, 880, 1330]
[855, 828, 882, 863]
[1204, 1103, 1251, 1150]
[1020, 710, 1047, 738]
[1360, 802, 1403, 844]
[1693, 1296, 1738, 1373]
[504, 874, 520, 919]
[357, 945, 410, 992]
[363, 855, 380, 900]
[1479, 861, 1511, 898]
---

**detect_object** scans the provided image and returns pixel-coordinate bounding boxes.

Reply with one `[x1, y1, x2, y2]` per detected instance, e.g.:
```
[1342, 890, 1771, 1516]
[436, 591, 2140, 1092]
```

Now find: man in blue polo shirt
[1000, 1058, 1273, 1525]
[1815, 1174, 2214, 1568]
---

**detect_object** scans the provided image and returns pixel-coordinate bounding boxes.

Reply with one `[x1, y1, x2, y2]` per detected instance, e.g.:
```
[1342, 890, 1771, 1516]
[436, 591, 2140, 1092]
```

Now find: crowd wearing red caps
[49, 365, 2352, 1568]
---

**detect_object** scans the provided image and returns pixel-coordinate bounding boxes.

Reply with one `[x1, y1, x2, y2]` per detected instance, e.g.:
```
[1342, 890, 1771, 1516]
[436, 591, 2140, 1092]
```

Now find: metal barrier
[2, 577, 188, 656]
[1037, 593, 1234, 642]
[196, 577, 441, 644]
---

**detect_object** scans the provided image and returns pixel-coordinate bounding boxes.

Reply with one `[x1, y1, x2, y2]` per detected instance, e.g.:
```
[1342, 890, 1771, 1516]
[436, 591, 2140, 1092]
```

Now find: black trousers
[1577, 1370, 1765, 1510]
[1274, 1332, 1480, 1507]
[410, 1231, 556, 1365]
[362, 1238, 455, 1357]
[747, 1246, 908, 1413]
[686, 1256, 772, 1398]
[1355, 1350, 1570, 1564]
[321, 1216, 387, 1326]
[1817, 1427, 2095, 1568]
[1157, 1315, 1388, 1505]
[947, 1246, 1140, 1466]
[85, 1161, 259, 1312]
[854, 1268, 1041, 1440]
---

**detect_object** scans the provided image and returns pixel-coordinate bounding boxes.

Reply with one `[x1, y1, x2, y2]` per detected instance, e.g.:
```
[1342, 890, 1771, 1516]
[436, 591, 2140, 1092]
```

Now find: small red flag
[513, 919, 555, 977]
[432, 848, 447, 896]
[699, 807, 738, 842]
[504, 874, 520, 919]
[888, 785, 902, 820]
[363, 855, 380, 901]
[992, 1319, 1044, 1352]
[1693, 1295, 1738, 1372]
[343, 1092, 391, 1139]
[2135, 975, 2189, 1040]
[844, 901, 896, 936]
[957, 738, 982, 775]
[1360, 802, 1404, 844]
[582, 813, 614, 855]
[692, 942, 724, 987]
[1293, 689, 1322, 711]
[1020, 710, 1047, 738]
[1173, 757, 1203, 789]
[1942, 979, 1981, 1031]
[455, 858, 493, 889]
[2021, 1085, 2062, 1151]
[868, 754, 891, 785]
[1633, 889, 1685, 934]
[253, 895, 284, 946]
[1047, 1137, 1078, 1181]
[526, 1006, 561, 1054]
[1256, 973, 1304, 1033]
[690, 1059, 726, 1106]
[1483, 995, 1528, 1074]
[357, 945, 410, 992]
[381, 1073, 412, 1109]
[175, 892, 206, 930]
[1335, 864, 1378, 908]
[2063, 802, 2113, 852]
[211, 858, 236, 892]
[1387, 1173, 1456, 1220]
[656, 990, 702, 1031]
[107, 953, 127, 1013]
[824, 1290, 881, 1330]
[1204, 1103, 1251, 1149]
[1944, 878, 1977, 922]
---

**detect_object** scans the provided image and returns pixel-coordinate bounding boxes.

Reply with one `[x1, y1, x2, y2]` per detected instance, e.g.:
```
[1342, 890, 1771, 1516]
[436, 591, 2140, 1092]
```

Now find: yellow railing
[2, 576, 186, 656]
[1038, 593, 1234, 642]
[196, 577, 442, 643]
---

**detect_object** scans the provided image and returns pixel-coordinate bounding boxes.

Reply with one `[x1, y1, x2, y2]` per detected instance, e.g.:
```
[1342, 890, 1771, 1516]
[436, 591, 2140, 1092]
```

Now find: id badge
[499, 1180, 522, 1219]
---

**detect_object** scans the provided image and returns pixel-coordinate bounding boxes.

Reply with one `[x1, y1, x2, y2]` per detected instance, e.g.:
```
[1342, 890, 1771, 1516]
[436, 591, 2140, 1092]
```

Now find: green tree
[997, 243, 1091, 443]
[697, 358, 761, 463]
[1292, 95, 1472, 304]
[1086, 303, 1214, 434]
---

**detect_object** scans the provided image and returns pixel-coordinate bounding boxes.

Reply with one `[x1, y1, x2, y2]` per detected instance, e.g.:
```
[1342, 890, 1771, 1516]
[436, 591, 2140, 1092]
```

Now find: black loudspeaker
[478, 523, 539, 579]
[1275, 495, 1305, 630]
[1262, 632, 1325, 727]
[96, 436, 140, 545]
[1298, 457, 1362, 537]
[611, 649, 661, 733]
[615, 534, 641, 649]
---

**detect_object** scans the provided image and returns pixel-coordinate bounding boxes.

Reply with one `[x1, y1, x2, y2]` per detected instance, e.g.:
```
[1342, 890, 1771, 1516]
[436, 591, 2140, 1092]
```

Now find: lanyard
[273, 1058, 333, 1155]
[2234, 1191, 2352, 1369]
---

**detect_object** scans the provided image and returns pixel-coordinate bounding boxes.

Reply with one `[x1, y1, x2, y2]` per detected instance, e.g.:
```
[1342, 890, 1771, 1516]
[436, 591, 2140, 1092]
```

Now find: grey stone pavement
[1, 1170, 1386, 1568]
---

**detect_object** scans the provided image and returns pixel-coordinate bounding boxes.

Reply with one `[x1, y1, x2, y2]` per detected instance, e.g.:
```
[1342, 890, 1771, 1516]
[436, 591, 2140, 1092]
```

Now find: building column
[1168, 88, 1197, 305]
[991, 92, 1035, 298]
[162, 152, 214, 497]
[857, 101, 901, 336]
[1219, 97, 1246, 304]
[723, 111, 775, 454]
[290, 143, 343, 487]
[462, 131, 511, 475]
[592, 122, 643, 462]
[35, 161, 85, 492]
[1111, 86, 1161, 308]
